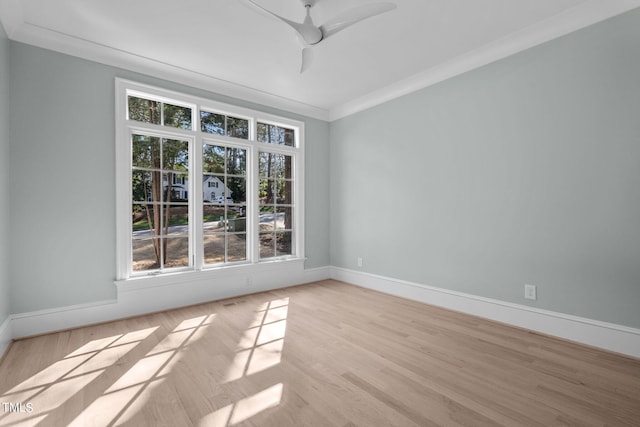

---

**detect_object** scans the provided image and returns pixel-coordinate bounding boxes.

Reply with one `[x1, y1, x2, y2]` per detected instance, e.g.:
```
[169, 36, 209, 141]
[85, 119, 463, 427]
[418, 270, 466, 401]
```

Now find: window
[201, 111, 249, 139]
[203, 144, 247, 264]
[259, 152, 294, 258]
[131, 135, 190, 271]
[116, 80, 304, 280]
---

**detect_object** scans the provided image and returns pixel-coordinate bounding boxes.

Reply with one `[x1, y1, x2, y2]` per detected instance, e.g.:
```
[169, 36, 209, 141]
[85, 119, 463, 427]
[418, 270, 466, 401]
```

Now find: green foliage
[128, 96, 160, 124]
[128, 95, 192, 130]
[163, 104, 192, 130]
[257, 122, 295, 146]
[201, 111, 248, 139]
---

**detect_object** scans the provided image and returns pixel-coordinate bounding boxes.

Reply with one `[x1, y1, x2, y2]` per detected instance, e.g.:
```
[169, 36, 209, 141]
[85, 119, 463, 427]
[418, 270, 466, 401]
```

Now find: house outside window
[115, 80, 304, 280]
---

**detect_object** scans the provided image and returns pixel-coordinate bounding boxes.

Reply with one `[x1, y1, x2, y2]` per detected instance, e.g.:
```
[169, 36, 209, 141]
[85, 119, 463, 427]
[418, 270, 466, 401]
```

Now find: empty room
[0, 0, 639, 425]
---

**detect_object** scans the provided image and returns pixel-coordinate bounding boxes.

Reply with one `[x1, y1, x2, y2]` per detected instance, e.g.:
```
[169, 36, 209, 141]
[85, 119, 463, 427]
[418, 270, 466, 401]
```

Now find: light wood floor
[0, 280, 639, 426]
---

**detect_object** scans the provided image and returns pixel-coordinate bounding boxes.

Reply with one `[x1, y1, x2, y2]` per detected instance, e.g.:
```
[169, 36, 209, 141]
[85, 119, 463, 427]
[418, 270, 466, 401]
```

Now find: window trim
[115, 78, 305, 282]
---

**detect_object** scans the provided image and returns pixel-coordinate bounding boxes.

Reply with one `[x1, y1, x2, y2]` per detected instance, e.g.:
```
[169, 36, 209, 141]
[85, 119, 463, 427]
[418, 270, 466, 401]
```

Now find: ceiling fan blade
[241, 0, 305, 38]
[300, 47, 313, 73]
[320, 2, 397, 39]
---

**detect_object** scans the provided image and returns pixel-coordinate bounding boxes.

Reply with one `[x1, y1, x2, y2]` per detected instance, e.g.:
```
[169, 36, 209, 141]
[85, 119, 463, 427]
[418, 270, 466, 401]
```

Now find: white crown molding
[4, 19, 330, 121]
[3, 1, 640, 121]
[328, 0, 640, 121]
[330, 267, 640, 359]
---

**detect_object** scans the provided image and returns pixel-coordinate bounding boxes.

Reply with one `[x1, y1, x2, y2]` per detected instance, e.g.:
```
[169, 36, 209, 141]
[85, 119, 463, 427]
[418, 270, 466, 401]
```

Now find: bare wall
[0, 22, 10, 324]
[330, 8, 640, 328]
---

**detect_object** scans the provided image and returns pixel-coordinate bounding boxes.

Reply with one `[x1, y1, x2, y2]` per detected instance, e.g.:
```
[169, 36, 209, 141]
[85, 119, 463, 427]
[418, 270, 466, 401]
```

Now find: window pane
[259, 205, 275, 231]
[163, 139, 189, 171]
[282, 127, 295, 147]
[272, 154, 292, 179]
[132, 238, 160, 271]
[203, 145, 225, 173]
[128, 96, 160, 124]
[132, 135, 160, 169]
[201, 111, 225, 135]
[163, 104, 192, 130]
[132, 171, 154, 203]
[275, 180, 293, 205]
[259, 233, 274, 259]
[165, 237, 190, 268]
[228, 177, 246, 204]
[132, 204, 159, 235]
[166, 203, 189, 236]
[227, 147, 246, 176]
[276, 231, 293, 256]
[259, 179, 275, 204]
[257, 123, 268, 143]
[282, 155, 293, 179]
[167, 173, 188, 201]
[228, 234, 247, 261]
[204, 175, 224, 202]
[259, 152, 272, 179]
[276, 207, 293, 231]
[203, 183, 246, 265]
[228, 215, 246, 232]
[259, 153, 292, 179]
[204, 232, 226, 264]
[227, 116, 249, 139]
[203, 204, 226, 231]
[135, 172, 163, 205]
[257, 122, 295, 147]
[271, 154, 284, 178]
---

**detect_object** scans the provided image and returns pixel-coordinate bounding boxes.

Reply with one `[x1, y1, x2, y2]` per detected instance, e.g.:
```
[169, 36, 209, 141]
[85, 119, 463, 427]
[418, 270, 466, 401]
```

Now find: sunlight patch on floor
[1, 413, 48, 427]
[224, 298, 289, 383]
[246, 339, 284, 376]
[67, 384, 143, 427]
[209, 297, 290, 425]
[68, 314, 215, 426]
[0, 327, 158, 426]
[199, 383, 284, 427]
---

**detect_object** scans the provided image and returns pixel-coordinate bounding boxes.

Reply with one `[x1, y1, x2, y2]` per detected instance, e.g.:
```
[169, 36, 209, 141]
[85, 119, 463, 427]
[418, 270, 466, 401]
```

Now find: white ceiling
[1, 0, 639, 120]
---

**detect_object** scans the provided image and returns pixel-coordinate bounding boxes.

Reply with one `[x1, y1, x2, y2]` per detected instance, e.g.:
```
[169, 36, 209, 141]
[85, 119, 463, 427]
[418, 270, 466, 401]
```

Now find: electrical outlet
[357, 257, 363, 267]
[524, 284, 537, 300]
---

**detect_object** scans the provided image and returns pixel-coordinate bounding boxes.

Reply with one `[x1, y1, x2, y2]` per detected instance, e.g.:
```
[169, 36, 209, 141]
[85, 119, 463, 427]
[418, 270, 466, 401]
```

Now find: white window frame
[115, 79, 305, 282]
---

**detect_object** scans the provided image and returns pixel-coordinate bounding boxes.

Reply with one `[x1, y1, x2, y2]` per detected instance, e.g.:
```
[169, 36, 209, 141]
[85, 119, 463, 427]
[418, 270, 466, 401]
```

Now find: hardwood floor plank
[0, 280, 638, 426]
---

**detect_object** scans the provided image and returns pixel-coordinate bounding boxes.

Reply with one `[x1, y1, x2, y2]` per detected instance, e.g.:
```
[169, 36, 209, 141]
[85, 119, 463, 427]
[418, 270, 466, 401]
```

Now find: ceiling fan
[242, 0, 397, 73]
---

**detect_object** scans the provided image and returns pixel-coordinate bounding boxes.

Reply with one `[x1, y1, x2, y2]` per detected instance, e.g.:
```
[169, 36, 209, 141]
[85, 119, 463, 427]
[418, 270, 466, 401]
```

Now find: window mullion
[159, 140, 165, 271]
[193, 136, 203, 270]
[249, 145, 260, 263]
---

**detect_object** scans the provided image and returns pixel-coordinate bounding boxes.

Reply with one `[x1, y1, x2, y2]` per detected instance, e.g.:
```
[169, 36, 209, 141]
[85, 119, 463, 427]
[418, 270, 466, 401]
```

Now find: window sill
[114, 257, 306, 295]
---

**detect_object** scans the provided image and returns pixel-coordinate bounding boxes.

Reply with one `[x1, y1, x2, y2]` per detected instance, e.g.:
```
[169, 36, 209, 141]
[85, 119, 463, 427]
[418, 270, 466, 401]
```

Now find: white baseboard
[300, 265, 332, 283]
[10, 264, 638, 359]
[10, 262, 331, 339]
[330, 267, 640, 359]
[0, 316, 11, 360]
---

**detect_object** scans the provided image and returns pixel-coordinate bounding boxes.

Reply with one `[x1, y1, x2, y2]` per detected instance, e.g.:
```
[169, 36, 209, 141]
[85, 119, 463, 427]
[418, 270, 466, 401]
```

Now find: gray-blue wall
[330, 9, 640, 328]
[0, 22, 10, 324]
[5, 8, 639, 330]
[8, 42, 330, 313]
